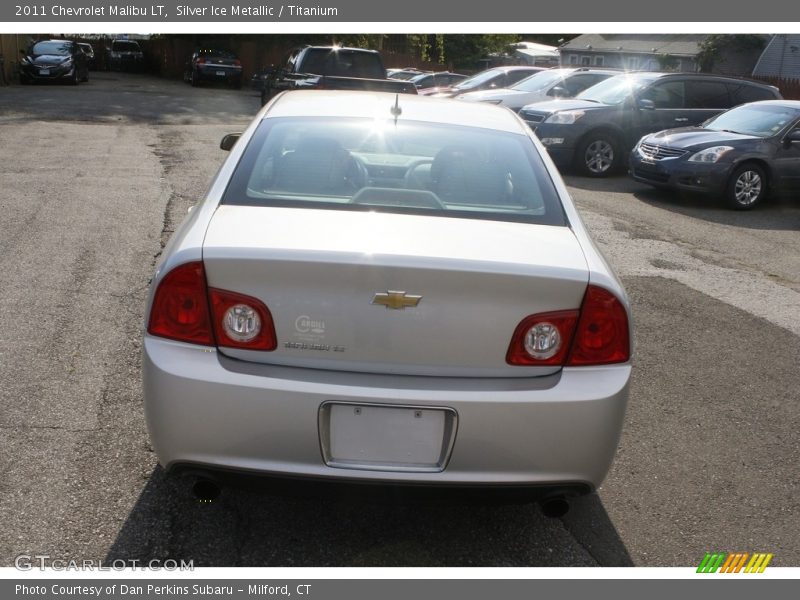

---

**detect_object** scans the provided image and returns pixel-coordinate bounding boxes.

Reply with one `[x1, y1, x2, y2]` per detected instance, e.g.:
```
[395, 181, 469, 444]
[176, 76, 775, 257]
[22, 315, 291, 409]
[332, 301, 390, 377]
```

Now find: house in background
[753, 34, 800, 78]
[511, 41, 560, 67]
[558, 34, 768, 76]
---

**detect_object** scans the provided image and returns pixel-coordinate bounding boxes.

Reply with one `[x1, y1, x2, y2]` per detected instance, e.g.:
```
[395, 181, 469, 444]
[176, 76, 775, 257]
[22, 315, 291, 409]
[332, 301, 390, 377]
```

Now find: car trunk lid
[202, 206, 589, 377]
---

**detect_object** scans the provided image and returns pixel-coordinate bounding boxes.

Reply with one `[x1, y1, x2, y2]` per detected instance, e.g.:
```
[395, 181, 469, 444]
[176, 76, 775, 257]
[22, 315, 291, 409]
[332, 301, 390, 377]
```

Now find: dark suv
[519, 72, 781, 176]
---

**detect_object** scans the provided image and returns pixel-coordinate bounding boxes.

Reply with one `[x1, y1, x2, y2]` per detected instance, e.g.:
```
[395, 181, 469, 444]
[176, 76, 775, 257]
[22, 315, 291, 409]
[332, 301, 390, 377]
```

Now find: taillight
[209, 289, 277, 351]
[147, 262, 277, 351]
[234, 59, 241, 67]
[567, 285, 630, 366]
[506, 285, 630, 367]
[197, 57, 206, 65]
[506, 311, 579, 366]
[147, 261, 213, 345]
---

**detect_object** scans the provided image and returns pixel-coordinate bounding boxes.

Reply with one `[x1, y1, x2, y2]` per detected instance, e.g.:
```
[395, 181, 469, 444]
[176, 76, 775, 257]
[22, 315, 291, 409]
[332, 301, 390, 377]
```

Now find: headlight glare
[688, 146, 734, 163]
[544, 110, 585, 124]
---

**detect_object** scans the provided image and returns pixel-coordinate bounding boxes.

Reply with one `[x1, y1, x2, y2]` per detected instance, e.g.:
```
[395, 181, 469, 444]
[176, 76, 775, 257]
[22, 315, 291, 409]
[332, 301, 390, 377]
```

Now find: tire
[70, 69, 79, 85]
[576, 133, 620, 177]
[190, 71, 199, 87]
[725, 163, 767, 210]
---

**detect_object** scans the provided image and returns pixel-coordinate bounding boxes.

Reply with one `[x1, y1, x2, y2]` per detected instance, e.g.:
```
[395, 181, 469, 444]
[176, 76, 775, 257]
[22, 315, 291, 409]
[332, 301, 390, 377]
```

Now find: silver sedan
[143, 90, 632, 502]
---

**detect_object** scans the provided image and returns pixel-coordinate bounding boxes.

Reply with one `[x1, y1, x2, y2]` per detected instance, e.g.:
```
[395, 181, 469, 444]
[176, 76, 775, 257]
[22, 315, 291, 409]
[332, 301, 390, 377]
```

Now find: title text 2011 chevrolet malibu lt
[143, 90, 632, 497]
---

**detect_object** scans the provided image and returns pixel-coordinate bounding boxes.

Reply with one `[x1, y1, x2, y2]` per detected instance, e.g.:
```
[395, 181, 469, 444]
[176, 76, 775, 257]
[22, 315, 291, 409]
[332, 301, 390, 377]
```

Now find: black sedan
[185, 49, 243, 88]
[19, 40, 89, 85]
[630, 101, 800, 210]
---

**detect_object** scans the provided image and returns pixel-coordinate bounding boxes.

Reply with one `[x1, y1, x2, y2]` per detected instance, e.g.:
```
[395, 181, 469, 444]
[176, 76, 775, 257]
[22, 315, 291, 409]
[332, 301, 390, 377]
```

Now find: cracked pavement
[0, 72, 798, 567]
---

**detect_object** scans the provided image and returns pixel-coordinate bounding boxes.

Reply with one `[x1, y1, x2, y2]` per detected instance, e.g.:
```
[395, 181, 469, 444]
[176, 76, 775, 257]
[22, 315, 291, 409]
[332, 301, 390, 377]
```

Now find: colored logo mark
[697, 552, 773, 573]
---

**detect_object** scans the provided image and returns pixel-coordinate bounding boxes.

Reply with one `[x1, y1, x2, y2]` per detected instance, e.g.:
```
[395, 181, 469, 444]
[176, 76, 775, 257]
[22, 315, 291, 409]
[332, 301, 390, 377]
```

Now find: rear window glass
[728, 83, 778, 105]
[300, 49, 384, 78]
[112, 41, 141, 52]
[222, 117, 566, 227]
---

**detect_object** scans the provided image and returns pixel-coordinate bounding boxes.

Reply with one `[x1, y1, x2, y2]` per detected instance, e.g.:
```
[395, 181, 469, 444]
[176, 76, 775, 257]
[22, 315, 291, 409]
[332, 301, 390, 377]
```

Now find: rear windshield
[198, 49, 237, 59]
[222, 117, 566, 227]
[112, 41, 141, 52]
[300, 49, 384, 78]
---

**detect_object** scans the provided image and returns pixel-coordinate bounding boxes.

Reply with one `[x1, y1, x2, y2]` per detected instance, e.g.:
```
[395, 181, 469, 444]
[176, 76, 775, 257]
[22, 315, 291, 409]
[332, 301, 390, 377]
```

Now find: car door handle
[674, 118, 689, 122]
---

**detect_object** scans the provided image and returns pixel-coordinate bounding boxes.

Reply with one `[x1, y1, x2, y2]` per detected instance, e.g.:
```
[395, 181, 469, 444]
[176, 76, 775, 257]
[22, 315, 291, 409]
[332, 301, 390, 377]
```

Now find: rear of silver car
[143, 91, 631, 493]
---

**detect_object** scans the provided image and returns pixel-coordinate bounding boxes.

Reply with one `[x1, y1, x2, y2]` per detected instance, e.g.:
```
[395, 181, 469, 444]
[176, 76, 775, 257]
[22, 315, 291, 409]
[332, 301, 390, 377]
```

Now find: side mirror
[637, 98, 655, 110]
[220, 133, 242, 151]
[549, 85, 569, 98]
[784, 129, 800, 145]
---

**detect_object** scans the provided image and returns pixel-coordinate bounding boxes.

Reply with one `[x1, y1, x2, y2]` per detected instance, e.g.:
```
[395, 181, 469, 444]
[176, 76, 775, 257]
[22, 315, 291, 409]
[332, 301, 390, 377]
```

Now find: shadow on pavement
[107, 467, 633, 567]
[564, 173, 800, 232]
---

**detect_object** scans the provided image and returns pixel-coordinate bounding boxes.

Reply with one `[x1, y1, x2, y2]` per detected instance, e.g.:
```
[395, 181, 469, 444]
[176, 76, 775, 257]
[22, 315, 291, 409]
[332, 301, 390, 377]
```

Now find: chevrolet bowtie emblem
[371, 290, 422, 310]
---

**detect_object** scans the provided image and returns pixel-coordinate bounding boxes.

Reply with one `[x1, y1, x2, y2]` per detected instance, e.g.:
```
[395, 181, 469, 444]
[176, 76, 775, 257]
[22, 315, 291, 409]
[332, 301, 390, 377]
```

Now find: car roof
[265, 90, 527, 134]
[630, 71, 777, 87]
[302, 45, 380, 55]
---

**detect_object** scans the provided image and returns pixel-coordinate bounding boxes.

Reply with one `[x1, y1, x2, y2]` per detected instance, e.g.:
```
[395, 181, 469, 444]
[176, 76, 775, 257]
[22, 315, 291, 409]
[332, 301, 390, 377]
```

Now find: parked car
[422, 66, 546, 98]
[519, 72, 781, 177]
[630, 100, 800, 210]
[77, 42, 96, 70]
[143, 90, 632, 504]
[408, 71, 467, 91]
[185, 49, 243, 88]
[456, 68, 618, 112]
[19, 39, 89, 85]
[260, 46, 417, 106]
[107, 39, 144, 72]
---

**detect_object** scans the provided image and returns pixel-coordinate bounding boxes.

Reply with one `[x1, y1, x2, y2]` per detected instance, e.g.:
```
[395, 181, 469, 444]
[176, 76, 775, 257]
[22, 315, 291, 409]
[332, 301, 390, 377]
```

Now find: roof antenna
[390, 94, 402, 124]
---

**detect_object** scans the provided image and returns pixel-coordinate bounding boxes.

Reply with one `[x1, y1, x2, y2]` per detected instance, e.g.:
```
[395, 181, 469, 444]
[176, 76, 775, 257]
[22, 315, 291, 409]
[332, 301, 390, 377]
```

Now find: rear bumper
[195, 66, 242, 82]
[144, 336, 630, 489]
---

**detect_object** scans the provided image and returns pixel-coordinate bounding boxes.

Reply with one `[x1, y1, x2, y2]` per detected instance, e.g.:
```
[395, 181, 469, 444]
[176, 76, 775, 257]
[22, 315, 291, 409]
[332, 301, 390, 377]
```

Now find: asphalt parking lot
[0, 72, 798, 567]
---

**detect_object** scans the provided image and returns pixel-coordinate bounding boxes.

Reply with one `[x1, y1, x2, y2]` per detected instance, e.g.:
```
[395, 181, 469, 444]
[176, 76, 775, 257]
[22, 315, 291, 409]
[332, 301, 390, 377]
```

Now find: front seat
[271, 137, 367, 195]
[429, 145, 511, 206]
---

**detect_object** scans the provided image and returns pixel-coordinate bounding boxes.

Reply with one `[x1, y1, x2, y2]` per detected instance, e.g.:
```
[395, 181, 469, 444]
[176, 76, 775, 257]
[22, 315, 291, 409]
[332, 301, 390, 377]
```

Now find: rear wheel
[725, 163, 767, 210]
[70, 68, 79, 85]
[577, 133, 620, 177]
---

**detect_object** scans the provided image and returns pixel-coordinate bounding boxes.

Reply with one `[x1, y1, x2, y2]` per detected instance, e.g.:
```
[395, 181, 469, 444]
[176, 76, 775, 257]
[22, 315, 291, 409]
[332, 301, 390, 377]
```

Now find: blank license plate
[322, 403, 453, 471]
[39, 69, 50, 75]
[216, 70, 226, 76]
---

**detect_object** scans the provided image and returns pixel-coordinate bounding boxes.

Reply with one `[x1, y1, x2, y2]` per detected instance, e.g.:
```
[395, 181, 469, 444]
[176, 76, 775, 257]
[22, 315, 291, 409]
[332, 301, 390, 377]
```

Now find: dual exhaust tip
[189, 475, 571, 517]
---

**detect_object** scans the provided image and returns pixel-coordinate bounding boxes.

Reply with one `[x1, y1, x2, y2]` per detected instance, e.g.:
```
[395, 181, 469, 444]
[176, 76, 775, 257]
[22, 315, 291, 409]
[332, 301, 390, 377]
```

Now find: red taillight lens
[506, 310, 579, 366]
[197, 57, 206, 65]
[147, 261, 214, 345]
[209, 288, 277, 351]
[567, 285, 630, 366]
[234, 59, 241, 67]
[506, 285, 630, 367]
